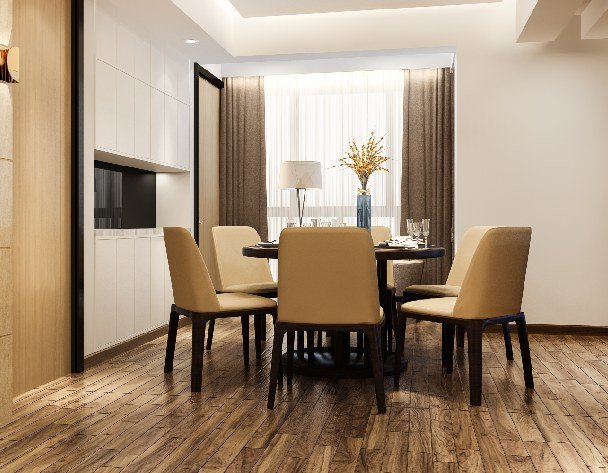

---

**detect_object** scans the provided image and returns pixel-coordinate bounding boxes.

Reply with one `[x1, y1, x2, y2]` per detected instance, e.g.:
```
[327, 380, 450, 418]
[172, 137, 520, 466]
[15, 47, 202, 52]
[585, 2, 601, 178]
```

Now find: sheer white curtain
[265, 70, 404, 242]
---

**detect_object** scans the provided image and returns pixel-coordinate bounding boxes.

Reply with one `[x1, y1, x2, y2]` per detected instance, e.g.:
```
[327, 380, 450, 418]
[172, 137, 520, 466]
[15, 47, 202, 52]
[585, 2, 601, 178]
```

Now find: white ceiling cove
[228, 0, 501, 17]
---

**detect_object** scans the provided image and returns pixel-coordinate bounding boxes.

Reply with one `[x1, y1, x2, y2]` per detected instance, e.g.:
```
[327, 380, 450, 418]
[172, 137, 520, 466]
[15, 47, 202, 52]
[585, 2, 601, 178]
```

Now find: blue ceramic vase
[357, 194, 371, 231]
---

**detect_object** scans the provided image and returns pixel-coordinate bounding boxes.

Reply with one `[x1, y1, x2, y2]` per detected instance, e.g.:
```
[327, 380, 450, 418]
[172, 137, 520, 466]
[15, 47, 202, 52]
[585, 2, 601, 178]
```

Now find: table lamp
[279, 161, 322, 226]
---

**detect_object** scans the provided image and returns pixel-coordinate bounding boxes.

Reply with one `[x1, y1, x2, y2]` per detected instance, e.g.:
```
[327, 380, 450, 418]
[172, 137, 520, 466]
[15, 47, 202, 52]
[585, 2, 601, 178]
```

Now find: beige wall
[0, 0, 13, 424]
[225, 0, 608, 327]
[12, 0, 72, 395]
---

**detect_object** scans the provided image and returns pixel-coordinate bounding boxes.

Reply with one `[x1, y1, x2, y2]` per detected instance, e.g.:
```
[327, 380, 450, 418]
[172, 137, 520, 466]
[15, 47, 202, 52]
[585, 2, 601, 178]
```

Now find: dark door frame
[72, 0, 85, 373]
[193, 63, 223, 245]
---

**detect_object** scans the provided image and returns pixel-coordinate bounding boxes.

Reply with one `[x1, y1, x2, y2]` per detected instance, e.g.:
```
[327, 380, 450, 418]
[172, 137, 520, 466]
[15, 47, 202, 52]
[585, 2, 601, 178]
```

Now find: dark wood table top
[242, 245, 445, 260]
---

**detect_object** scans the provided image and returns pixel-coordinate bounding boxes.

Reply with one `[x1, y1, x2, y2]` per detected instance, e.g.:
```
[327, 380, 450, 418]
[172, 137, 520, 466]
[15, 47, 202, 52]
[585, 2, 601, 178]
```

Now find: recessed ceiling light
[185, 39, 199, 44]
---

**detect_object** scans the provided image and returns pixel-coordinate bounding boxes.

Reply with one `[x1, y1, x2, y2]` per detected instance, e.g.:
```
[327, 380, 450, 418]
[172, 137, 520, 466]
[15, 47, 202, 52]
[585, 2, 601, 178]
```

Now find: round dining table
[243, 244, 445, 378]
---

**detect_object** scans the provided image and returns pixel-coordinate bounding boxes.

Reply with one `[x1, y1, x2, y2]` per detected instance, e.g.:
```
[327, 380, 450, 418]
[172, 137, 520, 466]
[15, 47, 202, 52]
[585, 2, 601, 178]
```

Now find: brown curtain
[220, 76, 268, 240]
[401, 68, 454, 284]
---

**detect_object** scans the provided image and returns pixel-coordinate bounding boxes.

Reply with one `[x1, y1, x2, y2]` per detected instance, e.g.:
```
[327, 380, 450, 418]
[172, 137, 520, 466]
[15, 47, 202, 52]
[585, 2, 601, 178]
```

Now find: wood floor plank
[2, 320, 608, 473]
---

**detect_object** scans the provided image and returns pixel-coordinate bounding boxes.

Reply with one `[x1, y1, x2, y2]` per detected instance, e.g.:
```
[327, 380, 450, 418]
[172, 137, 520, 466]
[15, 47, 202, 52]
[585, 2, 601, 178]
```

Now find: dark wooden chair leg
[317, 331, 323, 347]
[515, 315, 534, 389]
[205, 319, 215, 350]
[456, 326, 465, 348]
[466, 321, 483, 406]
[445, 323, 455, 374]
[191, 317, 207, 392]
[394, 313, 406, 388]
[164, 310, 179, 373]
[441, 323, 448, 367]
[267, 327, 285, 409]
[261, 315, 267, 341]
[306, 331, 315, 365]
[287, 331, 295, 386]
[502, 322, 514, 361]
[356, 332, 364, 358]
[297, 331, 305, 360]
[367, 326, 387, 414]
[241, 316, 250, 367]
[254, 315, 262, 360]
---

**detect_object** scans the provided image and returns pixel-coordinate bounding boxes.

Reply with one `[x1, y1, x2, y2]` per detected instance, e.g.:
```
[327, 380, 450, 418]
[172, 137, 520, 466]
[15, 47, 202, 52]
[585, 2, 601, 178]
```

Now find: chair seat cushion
[405, 284, 460, 297]
[222, 282, 278, 294]
[401, 297, 457, 318]
[217, 293, 277, 312]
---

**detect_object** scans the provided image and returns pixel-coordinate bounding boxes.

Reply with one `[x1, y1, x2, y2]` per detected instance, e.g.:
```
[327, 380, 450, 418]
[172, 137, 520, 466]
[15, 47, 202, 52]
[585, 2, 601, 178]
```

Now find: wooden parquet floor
[2, 318, 608, 472]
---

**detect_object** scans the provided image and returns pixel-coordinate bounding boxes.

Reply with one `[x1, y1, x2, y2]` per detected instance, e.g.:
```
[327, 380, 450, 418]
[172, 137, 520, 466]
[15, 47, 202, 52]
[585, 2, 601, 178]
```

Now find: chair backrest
[371, 226, 394, 287]
[446, 226, 493, 286]
[164, 227, 220, 313]
[454, 227, 532, 319]
[212, 226, 274, 291]
[278, 227, 381, 325]
[371, 226, 391, 244]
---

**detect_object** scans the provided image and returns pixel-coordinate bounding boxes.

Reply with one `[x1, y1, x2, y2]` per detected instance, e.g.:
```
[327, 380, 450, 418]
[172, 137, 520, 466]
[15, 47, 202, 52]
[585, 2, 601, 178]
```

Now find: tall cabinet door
[94, 239, 117, 350]
[151, 88, 165, 164]
[116, 72, 135, 156]
[198, 78, 221, 285]
[134, 238, 151, 333]
[95, 61, 117, 151]
[134, 80, 151, 160]
[116, 238, 135, 340]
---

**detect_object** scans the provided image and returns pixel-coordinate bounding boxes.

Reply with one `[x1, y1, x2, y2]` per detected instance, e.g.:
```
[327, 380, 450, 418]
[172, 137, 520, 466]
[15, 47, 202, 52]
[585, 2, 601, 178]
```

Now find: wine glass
[412, 221, 422, 246]
[421, 218, 430, 248]
[406, 219, 414, 240]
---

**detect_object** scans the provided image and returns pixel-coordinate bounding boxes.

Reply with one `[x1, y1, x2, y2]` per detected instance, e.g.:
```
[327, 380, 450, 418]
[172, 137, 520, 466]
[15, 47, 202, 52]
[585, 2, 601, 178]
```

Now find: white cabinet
[134, 80, 151, 160]
[164, 54, 179, 99]
[94, 239, 117, 351]
[96, 7, 116, 66]
[178, 61, 190, 105]
[151, 88, 165, 164]
[134, 238, 151, 334]
[178, 101, 190, 170]
[90, 233, 175, 355]
[150, 44, 165, 93]
[134, 36, 150, 84]
[150, 236, 167, 326]
[116, 72, 135, 156]
[95, 13, 190, 171]
[164, 96, 178, 167]
[116, 24, 135, 76]
[95, 60, 117, 151]
[116, 239, 135, 341]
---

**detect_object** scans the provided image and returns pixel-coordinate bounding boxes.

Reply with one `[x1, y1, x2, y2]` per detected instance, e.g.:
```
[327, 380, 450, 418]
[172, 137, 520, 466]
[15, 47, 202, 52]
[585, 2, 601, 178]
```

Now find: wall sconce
[0, 45, 19, 83]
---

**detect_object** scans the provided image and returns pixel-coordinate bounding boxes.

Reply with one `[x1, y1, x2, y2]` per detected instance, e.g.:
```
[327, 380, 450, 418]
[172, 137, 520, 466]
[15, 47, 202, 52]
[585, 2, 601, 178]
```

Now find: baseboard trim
[486, 324, 608, 336]
[84, 318, 191, 369]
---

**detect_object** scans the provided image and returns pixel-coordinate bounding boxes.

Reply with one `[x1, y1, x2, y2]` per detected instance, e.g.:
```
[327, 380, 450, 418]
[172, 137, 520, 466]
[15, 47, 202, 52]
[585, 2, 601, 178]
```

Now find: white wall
[216, 0, 608, 326]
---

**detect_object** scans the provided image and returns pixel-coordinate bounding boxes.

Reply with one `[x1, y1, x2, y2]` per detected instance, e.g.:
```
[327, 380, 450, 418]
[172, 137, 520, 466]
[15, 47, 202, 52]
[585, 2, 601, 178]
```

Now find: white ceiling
[228, 0, 501, 18]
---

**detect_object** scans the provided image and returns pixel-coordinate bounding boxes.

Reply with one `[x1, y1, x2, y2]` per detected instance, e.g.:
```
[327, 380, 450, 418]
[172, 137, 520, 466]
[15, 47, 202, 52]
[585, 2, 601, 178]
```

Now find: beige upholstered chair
[163, 227, 277, 392]
[394, 227, 533, 406]
[371, 226, 425, 296]
[208, 226, 277, 351]
[402, 226, 514, 351]
[370, 226, 424, 353]
[267, 227, 386, 413]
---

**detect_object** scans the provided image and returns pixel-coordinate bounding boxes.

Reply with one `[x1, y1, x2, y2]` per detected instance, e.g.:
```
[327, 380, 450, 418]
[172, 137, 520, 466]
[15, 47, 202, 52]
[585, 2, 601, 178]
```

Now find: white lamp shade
[279, 161, 322, 189]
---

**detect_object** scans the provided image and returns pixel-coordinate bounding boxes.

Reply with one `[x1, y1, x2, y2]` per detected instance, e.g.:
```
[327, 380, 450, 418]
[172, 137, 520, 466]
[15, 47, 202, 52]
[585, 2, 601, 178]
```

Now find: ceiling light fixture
[185, 39, 199, 44]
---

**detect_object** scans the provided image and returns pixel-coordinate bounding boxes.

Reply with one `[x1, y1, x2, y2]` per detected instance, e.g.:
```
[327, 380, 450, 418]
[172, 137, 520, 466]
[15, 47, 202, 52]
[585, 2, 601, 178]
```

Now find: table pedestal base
[282, 348, 407, 379]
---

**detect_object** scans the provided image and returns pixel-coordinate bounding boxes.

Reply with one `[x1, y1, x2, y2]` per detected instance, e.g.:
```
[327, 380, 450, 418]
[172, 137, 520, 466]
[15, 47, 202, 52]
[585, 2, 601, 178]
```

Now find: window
[265, 70, 404, 241]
